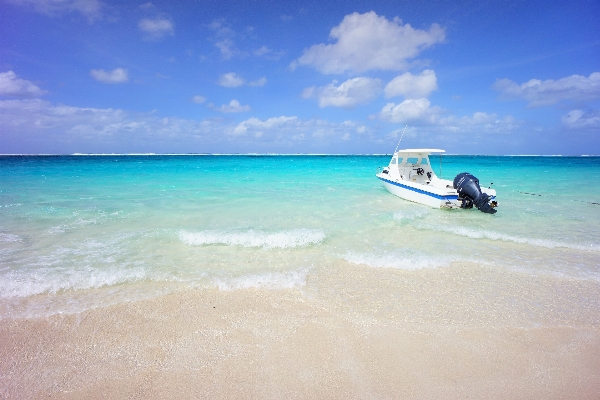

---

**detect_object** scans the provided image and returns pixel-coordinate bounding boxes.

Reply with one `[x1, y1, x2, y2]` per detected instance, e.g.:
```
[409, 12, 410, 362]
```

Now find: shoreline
[2, 263, 600, 399]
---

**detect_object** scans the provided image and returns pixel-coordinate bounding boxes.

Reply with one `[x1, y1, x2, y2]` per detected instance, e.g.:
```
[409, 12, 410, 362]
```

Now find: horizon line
[0, 153, 598, 157]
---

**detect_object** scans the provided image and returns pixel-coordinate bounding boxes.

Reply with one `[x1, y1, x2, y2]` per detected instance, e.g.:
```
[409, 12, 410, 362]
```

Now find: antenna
[393, 125, 408, 154]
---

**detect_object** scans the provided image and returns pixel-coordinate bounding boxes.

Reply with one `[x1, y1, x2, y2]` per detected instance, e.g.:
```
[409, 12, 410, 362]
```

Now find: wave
[421, 224, 600, 252]
[213, 268, 309, 291]
[341, 250, 454, 270]
[179, 229, 325, 249]
[0, 265, 147, 298]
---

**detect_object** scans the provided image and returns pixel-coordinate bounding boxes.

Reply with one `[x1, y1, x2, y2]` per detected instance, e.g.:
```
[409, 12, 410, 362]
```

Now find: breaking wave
[341, 250, 455, 270]
[421, 224, 600, 252]
[0, 265, 147, 298]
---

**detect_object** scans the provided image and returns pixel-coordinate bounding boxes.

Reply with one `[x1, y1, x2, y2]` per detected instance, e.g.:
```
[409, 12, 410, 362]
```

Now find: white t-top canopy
[396, 149, 445, 154]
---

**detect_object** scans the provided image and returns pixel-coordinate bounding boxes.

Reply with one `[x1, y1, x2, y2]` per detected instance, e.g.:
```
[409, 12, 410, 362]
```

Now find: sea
[1, 154, 600, 321]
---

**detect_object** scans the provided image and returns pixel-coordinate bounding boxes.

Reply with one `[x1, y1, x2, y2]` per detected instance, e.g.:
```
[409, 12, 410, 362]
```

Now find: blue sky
[0, 0, 599, 154]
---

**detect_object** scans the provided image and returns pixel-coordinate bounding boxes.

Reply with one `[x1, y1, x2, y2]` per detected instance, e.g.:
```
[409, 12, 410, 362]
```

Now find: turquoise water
[1, 155, 599, 318]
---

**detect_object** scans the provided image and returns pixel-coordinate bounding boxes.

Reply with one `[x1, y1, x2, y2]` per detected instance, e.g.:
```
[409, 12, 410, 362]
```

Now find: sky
[0, 0, 599, 155]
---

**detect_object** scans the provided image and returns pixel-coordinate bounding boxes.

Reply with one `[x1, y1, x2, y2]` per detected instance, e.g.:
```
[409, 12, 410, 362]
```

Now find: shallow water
[1, 155, 599, 319]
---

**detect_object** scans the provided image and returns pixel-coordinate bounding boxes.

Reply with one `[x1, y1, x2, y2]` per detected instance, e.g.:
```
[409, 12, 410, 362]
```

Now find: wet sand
[2, 263, 600, 399]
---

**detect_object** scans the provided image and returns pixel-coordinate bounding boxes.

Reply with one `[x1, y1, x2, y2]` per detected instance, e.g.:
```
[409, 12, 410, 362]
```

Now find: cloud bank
[0, 99, 358, 152]
[0, 97, 525, 155]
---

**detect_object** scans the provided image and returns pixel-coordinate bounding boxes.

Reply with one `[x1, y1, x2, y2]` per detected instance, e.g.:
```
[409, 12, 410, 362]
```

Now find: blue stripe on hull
[378, 176, 459, 201]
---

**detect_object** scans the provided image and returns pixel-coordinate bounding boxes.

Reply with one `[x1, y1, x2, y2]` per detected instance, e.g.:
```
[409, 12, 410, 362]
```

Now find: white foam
[342, 251, 453, 270]
[0, 264, 147, 298]
[423, 224, 600, 252]
[213, 268, 309, 291]
[179, 229, 326, 249]
[0, 233, 21, 243]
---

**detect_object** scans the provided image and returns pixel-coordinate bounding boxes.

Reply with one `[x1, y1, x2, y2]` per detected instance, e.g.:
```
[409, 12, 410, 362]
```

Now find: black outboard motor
[453, 172, 497, 214]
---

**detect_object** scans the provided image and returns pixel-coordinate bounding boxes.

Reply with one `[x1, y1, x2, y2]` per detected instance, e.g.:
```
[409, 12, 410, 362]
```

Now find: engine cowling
[453, 172, 497, 214]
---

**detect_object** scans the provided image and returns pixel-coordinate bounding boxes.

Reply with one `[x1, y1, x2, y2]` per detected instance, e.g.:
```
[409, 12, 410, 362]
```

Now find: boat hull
[377, 175, 460, 208]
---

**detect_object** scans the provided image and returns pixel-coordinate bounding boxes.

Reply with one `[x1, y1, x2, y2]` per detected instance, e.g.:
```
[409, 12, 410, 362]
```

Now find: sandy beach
[2, 262, 599, 399]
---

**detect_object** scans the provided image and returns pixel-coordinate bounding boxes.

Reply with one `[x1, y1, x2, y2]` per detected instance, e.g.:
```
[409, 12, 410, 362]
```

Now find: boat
[376, 149, 498, 214]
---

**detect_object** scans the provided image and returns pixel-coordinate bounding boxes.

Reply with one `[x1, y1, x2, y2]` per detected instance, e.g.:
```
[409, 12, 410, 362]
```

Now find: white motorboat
[376, 149, 498, 214]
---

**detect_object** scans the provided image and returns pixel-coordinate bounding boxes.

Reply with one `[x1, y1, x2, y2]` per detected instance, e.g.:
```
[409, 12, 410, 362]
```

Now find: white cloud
[191, 95, 206, 104]
[90, 68, 129, 84]
[0, 71, 46, 97]
[254, 46, 271, 57]
[292, 11, 445, 74]
[253, 46, 285, 61]
[233, 116, 298, 135]
[493, 72, 600, 107]
[217, 72, 245, 87]
[302, 77, 382, 109]
[248, 77, 267, 87]
[209, 19, 234, 37]
[378, 98, 441, 123]
[7, 0, 102, 20]
[561, 109, 600, 130]
[231, 116, 359, 142]
[385, 70, 437, 99]
[214, 39, 235, 59]
[437, 112, 517, 132]
[208, 19, 247, 60]
[217, 73, 266, 88]
[138, 18, 174, 39]
[212, 100, 250, 113]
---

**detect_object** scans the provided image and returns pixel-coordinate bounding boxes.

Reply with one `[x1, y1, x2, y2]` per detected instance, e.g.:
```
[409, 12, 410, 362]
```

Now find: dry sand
[1, 263, 599, 399]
